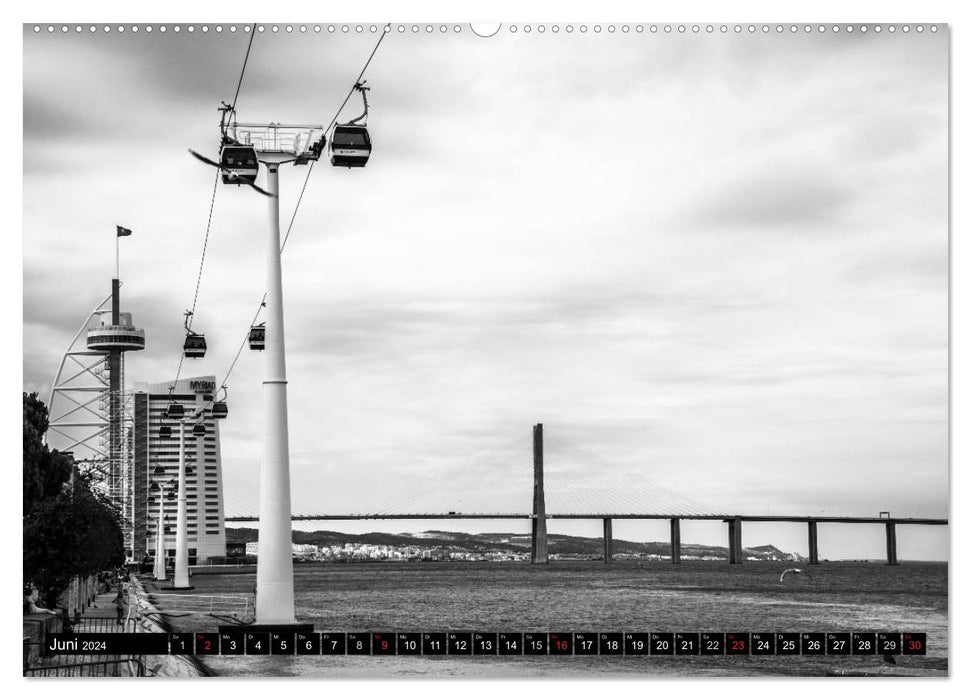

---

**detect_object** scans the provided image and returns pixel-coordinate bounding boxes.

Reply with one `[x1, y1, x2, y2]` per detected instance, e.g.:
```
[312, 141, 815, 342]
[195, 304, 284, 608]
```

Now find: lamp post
[171, 413, 202, 590]
[152, 479, 176, 582]
[153, 483, 167, 581]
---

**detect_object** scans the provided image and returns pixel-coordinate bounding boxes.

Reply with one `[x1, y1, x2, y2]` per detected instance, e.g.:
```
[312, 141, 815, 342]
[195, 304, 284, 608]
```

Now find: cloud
[22, 28, 949, 555]
[688, 167, 852, 231]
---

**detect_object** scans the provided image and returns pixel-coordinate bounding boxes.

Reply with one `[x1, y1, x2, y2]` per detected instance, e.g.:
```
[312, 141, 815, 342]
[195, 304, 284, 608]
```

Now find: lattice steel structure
[46, 280, 145, 561]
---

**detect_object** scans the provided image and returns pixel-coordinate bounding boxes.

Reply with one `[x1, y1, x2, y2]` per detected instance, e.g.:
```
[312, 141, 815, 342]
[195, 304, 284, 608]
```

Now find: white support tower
[234, 122, 325, 626]
[173, 421, 192, 589]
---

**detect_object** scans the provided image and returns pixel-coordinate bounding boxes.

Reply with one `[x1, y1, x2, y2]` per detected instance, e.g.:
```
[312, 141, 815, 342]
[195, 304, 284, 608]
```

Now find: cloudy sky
[23, 24, 948, 559]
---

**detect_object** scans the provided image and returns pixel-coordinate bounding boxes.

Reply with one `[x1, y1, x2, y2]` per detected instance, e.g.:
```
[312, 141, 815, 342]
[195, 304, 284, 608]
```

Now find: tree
[23, 393, 125, 607]
[24, 475, 126, 606]
[23, 392, 72, 513]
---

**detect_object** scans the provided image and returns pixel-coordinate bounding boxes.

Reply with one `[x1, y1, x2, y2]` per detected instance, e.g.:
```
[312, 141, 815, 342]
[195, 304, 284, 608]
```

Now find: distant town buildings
[237, 540, 802, 563]
[243, 541, 531, 562]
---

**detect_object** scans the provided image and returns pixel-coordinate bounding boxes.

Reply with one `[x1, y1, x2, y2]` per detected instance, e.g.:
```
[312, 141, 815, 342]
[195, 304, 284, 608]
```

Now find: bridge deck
[224, 513, 947, 525]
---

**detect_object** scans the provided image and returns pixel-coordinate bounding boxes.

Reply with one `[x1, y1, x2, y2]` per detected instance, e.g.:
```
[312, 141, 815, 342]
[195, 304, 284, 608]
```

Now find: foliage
[23, 392, 72, 513]
[23, 393, 125, 607]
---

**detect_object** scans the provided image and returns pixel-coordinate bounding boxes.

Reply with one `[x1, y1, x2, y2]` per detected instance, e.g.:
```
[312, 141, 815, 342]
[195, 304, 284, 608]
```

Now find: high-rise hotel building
[132, 376, 227, 564]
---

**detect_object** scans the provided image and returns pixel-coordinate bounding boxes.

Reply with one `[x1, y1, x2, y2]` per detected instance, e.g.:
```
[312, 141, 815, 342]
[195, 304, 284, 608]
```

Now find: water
[150, 560, 948, 677]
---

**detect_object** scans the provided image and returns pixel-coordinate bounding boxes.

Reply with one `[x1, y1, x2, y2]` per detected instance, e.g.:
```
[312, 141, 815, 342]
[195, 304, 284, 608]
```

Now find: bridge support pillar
[670, 518, 681, 564]
[602, 518, 613, 564]
[728, 518, 743, 564]
[530, 423, 549, 564]
[807, 521, 819, 565]
[885, 522, 898, 566]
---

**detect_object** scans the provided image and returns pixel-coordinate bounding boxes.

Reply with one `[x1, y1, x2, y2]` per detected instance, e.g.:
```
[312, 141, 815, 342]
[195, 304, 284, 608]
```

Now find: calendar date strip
[44, 631, 927, 657]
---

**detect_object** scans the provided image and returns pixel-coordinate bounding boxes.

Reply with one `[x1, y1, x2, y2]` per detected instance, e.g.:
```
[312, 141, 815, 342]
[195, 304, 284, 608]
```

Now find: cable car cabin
[153, 465, 166, 475]
[159, 426, 172, 439]
[211, 402, 228, 419]
[249, 324, 265, 351]
[220, 145, 259, 185]
[192, 424, 206, 437]
[329, 125, 371, 168]
[165, 404, 185, 419]
[184, 333, 207, 358]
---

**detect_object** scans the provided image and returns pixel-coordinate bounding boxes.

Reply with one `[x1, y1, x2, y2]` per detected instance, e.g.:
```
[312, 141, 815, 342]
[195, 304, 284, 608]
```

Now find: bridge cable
[366, 435, 527, 516]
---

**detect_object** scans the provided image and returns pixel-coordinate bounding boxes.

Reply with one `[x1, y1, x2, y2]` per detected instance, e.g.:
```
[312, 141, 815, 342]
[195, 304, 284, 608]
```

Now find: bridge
[225, 424, 947, 566]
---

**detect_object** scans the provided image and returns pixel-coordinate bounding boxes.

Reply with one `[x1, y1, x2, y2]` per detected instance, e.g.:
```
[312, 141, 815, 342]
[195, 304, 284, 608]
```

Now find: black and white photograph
[18, 9, 953, 685]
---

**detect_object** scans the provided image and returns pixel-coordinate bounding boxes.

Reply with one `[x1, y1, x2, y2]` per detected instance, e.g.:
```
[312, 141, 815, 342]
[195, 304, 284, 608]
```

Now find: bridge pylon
[530, 423, 549, 564]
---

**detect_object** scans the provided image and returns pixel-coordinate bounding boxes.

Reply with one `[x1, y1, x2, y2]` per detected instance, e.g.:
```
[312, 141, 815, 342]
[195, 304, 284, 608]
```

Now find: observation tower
[48, 265, 145, 560]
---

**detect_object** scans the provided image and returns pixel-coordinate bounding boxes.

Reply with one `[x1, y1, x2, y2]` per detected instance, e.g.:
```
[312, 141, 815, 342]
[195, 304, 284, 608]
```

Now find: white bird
[780, 568, 814, 583]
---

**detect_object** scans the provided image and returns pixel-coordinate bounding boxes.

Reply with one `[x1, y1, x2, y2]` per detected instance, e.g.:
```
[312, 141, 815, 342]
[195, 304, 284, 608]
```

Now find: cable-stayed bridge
[222, 424, 947, 566]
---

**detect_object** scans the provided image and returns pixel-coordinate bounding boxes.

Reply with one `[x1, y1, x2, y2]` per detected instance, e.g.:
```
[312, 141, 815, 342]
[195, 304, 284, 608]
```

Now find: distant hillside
[226, 528, 802, 561]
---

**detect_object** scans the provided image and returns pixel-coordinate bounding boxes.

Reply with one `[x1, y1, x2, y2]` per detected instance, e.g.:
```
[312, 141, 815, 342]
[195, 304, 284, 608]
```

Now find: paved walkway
[71, 584, 141, 632]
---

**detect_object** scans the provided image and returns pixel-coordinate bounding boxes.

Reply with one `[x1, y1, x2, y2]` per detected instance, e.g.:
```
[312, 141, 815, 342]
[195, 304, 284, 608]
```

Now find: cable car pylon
[189, 25, 390, 632]
[198, 118, 326, 630]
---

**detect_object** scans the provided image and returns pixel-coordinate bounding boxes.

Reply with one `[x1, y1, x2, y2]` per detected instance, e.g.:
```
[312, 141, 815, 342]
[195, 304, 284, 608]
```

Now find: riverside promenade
[23, 576, 205, 678]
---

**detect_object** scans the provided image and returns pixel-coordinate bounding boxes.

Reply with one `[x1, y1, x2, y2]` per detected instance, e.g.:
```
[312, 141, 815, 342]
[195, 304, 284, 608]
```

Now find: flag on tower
[116, 225, 132, 237]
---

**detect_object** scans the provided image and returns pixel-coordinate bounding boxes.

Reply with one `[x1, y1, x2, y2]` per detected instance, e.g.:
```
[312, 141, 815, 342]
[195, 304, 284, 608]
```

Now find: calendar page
[22, 19, 948, 680]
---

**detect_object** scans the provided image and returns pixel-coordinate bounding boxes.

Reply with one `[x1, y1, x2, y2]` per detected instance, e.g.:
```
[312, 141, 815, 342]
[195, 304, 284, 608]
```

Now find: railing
[22, 633, 148, 678]
[71, 616, 141, 634]
[135, 589, 253, 624]
[230, 122, 325, 156]
[24, 658, 147, 678]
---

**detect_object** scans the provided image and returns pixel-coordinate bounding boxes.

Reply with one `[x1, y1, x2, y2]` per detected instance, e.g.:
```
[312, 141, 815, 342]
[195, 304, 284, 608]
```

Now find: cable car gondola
[209, 385, 229, 419]
[184, 333, 207, 359]
[165, 404, 185, 420]
[219, 144, 259, 185]
[159, 426, 172, 439]
[153, 465, 166, 475]
[249, 323, 265, 351]
[329, 125, 371, 168]
[329, 81, 372, 168]
[182, 310, 207, 359]
[192, 424, 206, 437]
[188, 103, 275, 197]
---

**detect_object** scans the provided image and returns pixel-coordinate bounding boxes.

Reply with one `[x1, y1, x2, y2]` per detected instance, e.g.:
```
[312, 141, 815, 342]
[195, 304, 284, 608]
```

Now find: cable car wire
[280, 163, 314, 253]
[188, 28, 261, 323]
[231, 25, 257, 110]
[187, 173, 219, 320]
[281, 24, 391, 252]
[218, 295, 266, 392]
[212, 26, 391, 404]
[187, 25, 260, 319]
[324, 26, 391, 134]
[169, 26, 261, 396]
